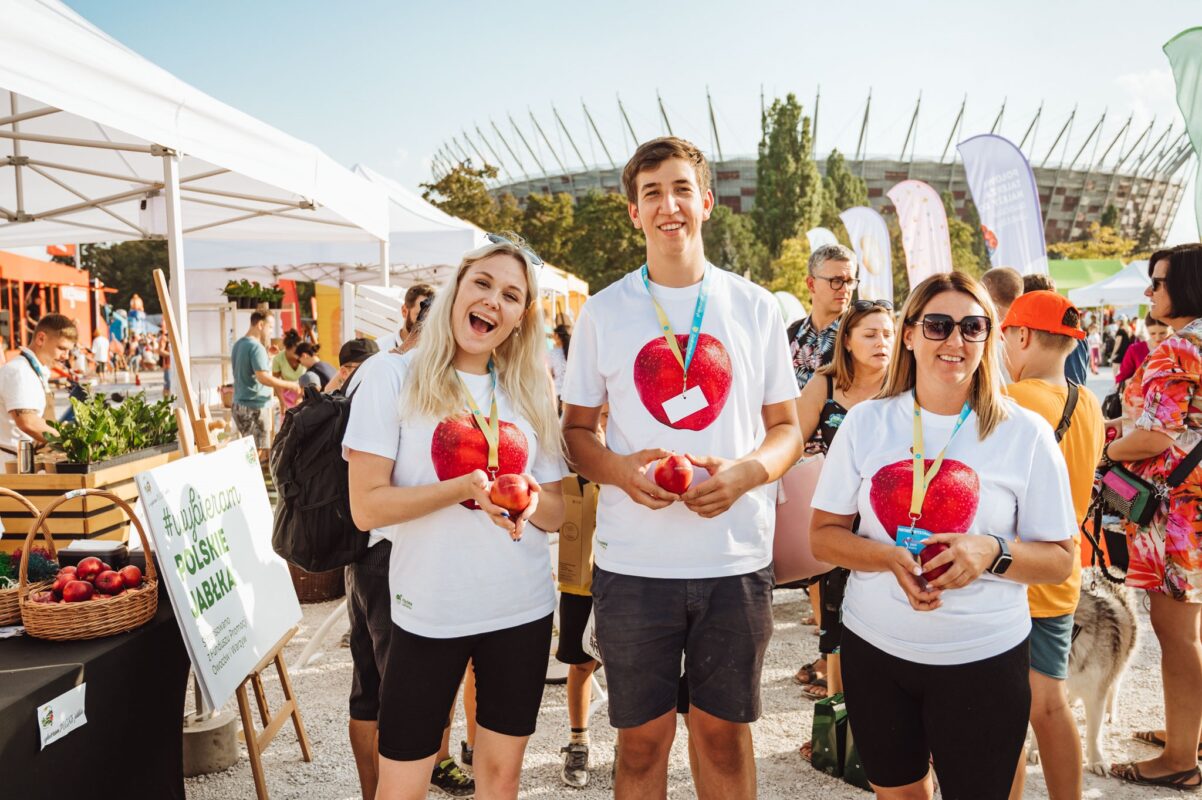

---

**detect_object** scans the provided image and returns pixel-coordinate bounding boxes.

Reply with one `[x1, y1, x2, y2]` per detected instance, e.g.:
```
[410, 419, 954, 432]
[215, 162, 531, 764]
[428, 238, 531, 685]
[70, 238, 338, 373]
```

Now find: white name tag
[662, 388, 709, 424]
[38, 683, 87, 749]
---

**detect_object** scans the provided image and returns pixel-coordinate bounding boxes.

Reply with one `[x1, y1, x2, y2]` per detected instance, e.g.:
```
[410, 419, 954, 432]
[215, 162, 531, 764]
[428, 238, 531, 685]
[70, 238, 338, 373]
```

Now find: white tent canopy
[1068, 260, 1151, 308]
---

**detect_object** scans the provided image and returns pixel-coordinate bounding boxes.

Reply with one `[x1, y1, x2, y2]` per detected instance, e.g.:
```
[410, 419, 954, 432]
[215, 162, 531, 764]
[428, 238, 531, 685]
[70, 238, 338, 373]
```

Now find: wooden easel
[155, 269, 312, 800]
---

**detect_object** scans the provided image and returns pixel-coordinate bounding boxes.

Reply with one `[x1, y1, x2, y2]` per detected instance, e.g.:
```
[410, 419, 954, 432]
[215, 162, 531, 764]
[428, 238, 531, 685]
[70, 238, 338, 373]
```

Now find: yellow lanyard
[640, 264, 711, 393]
[909, 395, 972, 522]
[459, 367, 500, 476]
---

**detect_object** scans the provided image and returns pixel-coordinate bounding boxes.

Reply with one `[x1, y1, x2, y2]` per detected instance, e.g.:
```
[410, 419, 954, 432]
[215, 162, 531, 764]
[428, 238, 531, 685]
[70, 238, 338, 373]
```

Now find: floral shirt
[1130, 319, 1202, 485]
[790, 315, 840, 391]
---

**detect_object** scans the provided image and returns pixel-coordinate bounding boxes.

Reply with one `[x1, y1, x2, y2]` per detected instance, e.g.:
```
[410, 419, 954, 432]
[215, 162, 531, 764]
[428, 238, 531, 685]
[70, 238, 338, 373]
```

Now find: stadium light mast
[940, 94, 967, 163]
[581, 100, 617, 170]
[450, 137, 473, 164]
[1100, 116, 1153, 219]
[1041, 106, 1075, 168]
[552, 104, 589, 173]
[812, 85, 820, 158]
[854, 89, 872, 178]
[617, 94, 639, 149]
[475, 125, 512, 179]
[509, 114, 549, 180]
[657, 91, 674, 137]
[1042, 107, 1077, 224]
[1065, 110, 1108, 238]
[529, 109, 573, 185]
[707, 87, 724, 163]
[490, 120, 528, 179]
[461, 130, 495, 176]
[1018, 101, 1043, 154]
[1066, 110, 1105, 171]
[900, 92, 922, 178]
[990, 98, 1007, 135]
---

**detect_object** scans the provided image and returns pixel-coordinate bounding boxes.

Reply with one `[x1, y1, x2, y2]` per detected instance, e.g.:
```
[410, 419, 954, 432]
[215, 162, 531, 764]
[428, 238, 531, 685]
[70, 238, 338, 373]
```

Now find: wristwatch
[987, 534, 1013, 575]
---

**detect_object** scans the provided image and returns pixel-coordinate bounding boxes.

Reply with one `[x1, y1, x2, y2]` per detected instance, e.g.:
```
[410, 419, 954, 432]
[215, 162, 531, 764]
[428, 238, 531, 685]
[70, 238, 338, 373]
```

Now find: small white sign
[662, 387, 709, 425]
[37, 683, 87, 749]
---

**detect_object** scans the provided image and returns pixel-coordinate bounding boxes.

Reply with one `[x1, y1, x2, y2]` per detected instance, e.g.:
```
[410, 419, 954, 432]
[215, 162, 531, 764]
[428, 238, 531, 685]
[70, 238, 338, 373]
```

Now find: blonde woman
[810, 272, 1076, 799]
[345, 235, 567, 800]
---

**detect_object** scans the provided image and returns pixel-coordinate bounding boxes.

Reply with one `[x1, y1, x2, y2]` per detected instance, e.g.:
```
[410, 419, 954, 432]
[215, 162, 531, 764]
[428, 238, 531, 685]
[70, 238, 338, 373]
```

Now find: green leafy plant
[222, 279, 283, 305]
[44, 392, 178, 465]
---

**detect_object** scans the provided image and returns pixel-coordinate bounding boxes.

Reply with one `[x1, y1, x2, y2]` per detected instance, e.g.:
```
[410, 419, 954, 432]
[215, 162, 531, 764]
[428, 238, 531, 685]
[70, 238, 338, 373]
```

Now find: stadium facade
[433, 96, 1191, 246]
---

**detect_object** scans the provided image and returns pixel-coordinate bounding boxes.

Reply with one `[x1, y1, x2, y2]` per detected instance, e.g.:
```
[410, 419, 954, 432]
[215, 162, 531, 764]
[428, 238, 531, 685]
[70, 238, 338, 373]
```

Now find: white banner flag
[957, 134, 1048, 275]
[805, 227, 839, 251]
[886, 180, 953, 289]
[839, 206, 893, 304]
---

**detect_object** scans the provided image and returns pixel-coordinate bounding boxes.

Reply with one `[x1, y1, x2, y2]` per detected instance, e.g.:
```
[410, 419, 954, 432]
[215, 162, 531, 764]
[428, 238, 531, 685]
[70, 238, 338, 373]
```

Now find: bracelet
[1101, 440, 1115, 465]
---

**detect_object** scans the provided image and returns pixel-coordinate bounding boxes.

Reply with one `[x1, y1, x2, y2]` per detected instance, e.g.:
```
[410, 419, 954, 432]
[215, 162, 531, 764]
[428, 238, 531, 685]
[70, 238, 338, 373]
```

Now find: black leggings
[377, 614, 552, 761]
[841, 628, 1030, 799]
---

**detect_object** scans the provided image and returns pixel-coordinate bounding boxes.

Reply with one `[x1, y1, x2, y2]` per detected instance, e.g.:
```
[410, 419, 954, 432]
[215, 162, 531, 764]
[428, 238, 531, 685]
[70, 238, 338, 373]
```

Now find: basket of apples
[0, 487, 59, 625]
[18, 489, 158, 641]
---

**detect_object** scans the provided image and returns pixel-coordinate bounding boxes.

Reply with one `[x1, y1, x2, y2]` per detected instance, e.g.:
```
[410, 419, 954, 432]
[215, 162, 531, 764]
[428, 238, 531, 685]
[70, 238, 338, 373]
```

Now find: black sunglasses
[852, 299, 893, 312]
[486, 233, 543, 266]
[1150, 277, 1168, 292]
[910, 313, 991, 342]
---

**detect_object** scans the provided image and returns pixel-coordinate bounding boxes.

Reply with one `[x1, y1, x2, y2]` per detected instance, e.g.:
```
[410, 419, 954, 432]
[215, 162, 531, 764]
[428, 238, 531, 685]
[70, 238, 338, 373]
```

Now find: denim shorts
[591, 565, 774, 728]
[1029, 614, 1074, 680]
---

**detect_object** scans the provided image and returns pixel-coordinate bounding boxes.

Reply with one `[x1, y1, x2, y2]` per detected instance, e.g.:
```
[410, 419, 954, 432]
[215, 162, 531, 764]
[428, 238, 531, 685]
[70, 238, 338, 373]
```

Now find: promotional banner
[1165, 27, 1202, 239]
[839, 206, 893, 304]
[137, 437, 302, 709]
[957, 134, 1048, 275]
[805, 227, 839, 252]
[886, 179, 953, 288]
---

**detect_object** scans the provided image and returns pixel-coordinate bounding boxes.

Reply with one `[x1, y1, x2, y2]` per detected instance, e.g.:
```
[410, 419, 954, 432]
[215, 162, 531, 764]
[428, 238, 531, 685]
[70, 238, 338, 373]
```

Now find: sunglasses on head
[910, 313, 991, 342]
[486, 233, 544, 267]
[852, 299, 893, 312]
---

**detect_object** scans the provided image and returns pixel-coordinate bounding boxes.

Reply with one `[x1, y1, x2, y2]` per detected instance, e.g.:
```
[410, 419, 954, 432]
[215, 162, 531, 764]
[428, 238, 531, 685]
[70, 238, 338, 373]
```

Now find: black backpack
[269, 385, 368, 571]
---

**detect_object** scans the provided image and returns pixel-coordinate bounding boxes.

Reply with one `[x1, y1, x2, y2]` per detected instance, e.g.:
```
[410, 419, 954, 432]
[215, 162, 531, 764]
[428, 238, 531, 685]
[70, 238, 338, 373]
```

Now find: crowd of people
[257, 135, 1202, 799]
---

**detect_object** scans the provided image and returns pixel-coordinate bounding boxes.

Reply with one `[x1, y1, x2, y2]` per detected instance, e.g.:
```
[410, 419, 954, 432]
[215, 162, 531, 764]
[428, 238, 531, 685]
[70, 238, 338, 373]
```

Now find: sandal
[1132, 730, 1202, 756]
[794, 659, 826, 686]
[1110, 762, 1202, 791]
[800, 678, 829, 701]
[799, 741, 813, 762]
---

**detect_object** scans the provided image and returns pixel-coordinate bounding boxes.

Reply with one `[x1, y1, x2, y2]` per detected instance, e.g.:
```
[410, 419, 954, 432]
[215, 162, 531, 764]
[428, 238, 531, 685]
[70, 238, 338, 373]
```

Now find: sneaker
[460, 739, 474, 766]
[430, 757, 475, 797]
[561, 743, 590, 788]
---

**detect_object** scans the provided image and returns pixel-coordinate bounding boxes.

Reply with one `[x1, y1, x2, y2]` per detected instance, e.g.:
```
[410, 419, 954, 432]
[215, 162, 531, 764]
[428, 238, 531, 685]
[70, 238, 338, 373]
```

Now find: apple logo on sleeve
[431, 414, 530, 508]
[633, 334, 732, 430]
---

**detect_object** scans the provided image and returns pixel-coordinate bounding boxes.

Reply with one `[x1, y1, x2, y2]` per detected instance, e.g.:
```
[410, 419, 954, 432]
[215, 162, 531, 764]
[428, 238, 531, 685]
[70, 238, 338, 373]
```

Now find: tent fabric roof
[1067, 260, 1151, 308]
[0, 0, 388, 247]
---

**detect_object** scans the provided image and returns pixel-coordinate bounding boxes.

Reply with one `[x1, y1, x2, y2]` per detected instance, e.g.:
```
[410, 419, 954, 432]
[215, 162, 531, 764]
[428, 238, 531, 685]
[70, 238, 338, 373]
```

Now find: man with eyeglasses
[789, 244, 858, 392]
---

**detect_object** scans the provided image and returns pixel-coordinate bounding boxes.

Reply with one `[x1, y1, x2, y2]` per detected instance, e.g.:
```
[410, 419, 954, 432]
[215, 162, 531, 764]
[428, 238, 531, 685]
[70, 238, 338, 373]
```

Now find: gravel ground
[184, 585, 1185, 800]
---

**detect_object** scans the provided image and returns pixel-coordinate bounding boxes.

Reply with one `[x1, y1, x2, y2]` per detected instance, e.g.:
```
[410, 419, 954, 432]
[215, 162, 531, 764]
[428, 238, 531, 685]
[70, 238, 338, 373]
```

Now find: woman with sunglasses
[345, 235, 567, 800]
[793, 299, 894, 708]
[1105, 244, 1202, 791]
[810, 272, 1076, 799]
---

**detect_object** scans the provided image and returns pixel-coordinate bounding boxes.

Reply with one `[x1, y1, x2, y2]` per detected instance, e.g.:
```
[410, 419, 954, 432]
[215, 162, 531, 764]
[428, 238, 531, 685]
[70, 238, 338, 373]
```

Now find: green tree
[81, 240, 168, 313]
[520, 193, 576, 265]
[766, 237, 813, 307]
[1100, 204, 1120, 229]
[569, 192, 645, 292]
[420, 161, 521, 232]
[1047, 222, 1136, 260]
[703, 205, 770, 282]
[753, 94, 824, 257]
[941, 192, 985, 278]
[820, 149, 868, 234]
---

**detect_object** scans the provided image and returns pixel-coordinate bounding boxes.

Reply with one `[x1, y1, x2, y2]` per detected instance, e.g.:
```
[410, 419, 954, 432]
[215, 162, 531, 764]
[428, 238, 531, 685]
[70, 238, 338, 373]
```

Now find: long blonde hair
[402, 239, 564, 461]
[882, 272, 1008, 439]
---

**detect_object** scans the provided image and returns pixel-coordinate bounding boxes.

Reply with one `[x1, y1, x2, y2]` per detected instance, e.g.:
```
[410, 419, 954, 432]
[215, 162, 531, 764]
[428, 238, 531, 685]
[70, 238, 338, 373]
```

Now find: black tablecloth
[0, 587, 189, 799]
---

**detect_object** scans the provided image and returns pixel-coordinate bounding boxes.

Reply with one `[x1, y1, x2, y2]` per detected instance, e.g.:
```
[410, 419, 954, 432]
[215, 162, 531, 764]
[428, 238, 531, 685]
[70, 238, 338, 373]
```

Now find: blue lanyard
[640, 264, 712, 392]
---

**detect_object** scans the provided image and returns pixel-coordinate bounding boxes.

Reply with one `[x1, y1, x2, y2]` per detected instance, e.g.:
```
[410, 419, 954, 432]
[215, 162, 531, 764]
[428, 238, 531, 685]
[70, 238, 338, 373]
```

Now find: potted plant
[44, 393, 179, 473]
[264, 284, 285, 309]
[222, 279, 259, 309]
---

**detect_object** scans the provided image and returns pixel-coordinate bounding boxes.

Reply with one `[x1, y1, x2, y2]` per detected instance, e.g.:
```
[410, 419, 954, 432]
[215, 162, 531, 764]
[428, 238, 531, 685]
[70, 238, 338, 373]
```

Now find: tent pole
[160, 149, 190, 402]
[341, 280, 356, 345]
[380, 239, 390, 289]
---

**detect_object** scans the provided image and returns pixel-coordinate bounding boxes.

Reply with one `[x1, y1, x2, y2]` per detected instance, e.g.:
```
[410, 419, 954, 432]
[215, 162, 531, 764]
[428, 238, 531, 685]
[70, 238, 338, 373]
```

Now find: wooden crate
[0, 449, 178, 555]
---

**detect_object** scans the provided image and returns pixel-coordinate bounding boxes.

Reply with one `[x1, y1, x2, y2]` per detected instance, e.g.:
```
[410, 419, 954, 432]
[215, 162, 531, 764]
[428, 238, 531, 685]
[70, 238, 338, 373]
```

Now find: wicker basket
[0, 488, 55, 625]
[19, 489, 157, 640]
[287, 562, 345, 603]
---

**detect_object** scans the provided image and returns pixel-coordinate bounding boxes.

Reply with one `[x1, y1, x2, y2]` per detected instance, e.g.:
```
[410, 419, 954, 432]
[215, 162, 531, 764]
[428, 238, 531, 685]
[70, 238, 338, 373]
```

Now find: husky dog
[1028, 567, 1139, 775]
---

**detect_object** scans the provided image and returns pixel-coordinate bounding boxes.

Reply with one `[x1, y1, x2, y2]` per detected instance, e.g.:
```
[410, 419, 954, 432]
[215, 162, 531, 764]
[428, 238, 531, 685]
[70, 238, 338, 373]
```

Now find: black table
[0, 588, 189, 799]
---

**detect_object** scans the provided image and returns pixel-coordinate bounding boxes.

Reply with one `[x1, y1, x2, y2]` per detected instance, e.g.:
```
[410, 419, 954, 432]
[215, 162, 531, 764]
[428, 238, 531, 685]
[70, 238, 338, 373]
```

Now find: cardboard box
[557, 475, 599, 594]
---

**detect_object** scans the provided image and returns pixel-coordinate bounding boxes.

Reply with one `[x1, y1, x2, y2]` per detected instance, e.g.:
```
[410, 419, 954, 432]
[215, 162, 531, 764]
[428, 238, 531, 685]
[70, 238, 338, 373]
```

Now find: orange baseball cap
[1001, 290, 1086, 340]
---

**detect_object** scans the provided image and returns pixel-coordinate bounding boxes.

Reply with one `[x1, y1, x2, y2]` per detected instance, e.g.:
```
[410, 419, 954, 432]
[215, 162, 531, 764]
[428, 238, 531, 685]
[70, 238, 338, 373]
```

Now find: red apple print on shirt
[431, 414, 529, 509]
[869, 458, 980, 538]
[633, 333, 732, 430]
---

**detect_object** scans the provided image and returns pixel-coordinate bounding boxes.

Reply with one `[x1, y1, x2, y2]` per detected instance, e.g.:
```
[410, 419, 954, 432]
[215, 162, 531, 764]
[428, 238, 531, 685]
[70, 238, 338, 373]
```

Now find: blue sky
[63, 0, 1202, 242]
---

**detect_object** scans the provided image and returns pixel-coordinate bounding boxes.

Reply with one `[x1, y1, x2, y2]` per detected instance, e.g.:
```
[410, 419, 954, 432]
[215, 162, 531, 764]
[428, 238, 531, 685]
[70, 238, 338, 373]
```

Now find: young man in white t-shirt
[91, 332, 109, 379]
[0, 314, 77, 462]
[561, 137, 802, 800]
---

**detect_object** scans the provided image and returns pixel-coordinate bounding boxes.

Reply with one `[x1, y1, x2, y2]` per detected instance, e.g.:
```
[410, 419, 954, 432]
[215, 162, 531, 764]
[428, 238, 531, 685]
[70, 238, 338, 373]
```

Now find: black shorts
[346, 541, 392, 721]
[817, 568, 849, 655]
[377, 614, 553, 761]
[591, 565, 774, 728]
[841, 628, 1031, 798]
[555, 591, 597, 665]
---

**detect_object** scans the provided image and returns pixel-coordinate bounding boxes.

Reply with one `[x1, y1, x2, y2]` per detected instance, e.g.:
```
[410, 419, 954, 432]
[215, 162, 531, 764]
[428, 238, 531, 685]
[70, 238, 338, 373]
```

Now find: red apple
[118, 565, 143, 590]
[62, 580, 95, 602]
[431, 414, 529, 509]
[58, 566, 77, 577]
[75, 557, 104, 582]
[919, 541, 954, 581]
[653, 454, 694, 494]
[31, 590, 58, 604]
[100, 562, 111, 572]
[51, 572, 75, 598]
[868, 459, 980, 539]
[94, 570, 124, 595]
[633, 334, 732, 431]
[489, 474, 532, 514]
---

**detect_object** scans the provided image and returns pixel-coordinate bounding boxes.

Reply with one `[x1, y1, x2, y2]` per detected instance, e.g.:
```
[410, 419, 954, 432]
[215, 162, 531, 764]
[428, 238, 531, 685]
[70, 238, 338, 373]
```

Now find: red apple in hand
[490, 474, 532, 514]
[868, 459, 980, 539]
[653, 454, 694, 494]
[633, 334, 732, 431]
[62, 580, 94, 602]
[431, 414, 530, 509]
[75, 557, 104, 582]
[118, 565, 143, 590]
[919, 542, 954, 581]
[94, 570, 124, 595]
